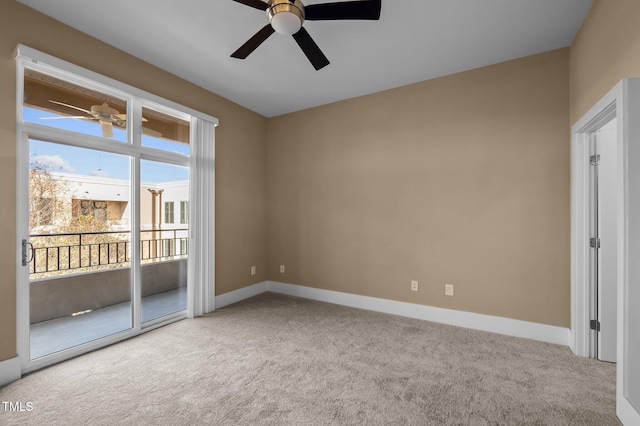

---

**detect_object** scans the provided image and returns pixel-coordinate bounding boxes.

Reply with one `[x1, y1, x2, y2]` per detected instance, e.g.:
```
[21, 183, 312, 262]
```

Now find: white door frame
[594, 116, 619, 363]
[571, 96, 615, 358]
[571, 78, 640, 424]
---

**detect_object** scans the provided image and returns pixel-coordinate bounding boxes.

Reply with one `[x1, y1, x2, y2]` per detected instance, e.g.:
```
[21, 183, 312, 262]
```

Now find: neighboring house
[28, 172, 189, 274]
[31, 172, 189, 233]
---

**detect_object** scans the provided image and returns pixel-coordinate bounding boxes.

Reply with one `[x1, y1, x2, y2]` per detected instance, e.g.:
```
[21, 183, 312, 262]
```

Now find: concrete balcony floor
[30, 286, 187, 359]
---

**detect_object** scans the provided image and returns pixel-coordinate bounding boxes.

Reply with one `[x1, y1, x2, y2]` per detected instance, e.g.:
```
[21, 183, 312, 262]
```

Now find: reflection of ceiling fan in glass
[43, 100, 161, 138]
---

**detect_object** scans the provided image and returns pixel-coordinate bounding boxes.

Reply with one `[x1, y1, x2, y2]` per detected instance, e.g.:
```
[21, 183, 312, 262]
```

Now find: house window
[165, 201, 174, 224]
[72, 200, 107, 223]
[180, 201, 188, 224]
[31, 198, 53, 227]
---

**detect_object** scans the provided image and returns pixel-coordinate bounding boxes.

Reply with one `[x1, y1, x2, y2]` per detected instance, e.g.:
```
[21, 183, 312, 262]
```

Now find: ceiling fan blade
[40, 116, 88, 120]
[49, 100, 93, 115]
[292, 27, 330, 71]
[231, 0, 268, 11]
[305, 0, 381, 21]
[231, 24, 275, 59]
[99, 120, 114, 138]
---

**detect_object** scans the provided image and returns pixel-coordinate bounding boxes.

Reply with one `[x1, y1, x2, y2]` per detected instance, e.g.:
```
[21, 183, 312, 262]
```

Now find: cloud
[31, 154, 75, 173]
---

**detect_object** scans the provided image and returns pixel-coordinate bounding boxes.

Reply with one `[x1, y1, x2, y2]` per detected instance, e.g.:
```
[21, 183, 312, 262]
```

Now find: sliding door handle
[21, 239, 34, 266]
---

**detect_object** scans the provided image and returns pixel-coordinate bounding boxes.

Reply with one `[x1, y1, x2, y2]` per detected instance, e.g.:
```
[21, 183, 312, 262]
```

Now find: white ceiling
[17, 0, 593, 118]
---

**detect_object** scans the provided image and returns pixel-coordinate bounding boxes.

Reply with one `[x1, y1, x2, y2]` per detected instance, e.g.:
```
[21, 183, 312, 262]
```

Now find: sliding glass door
[140, 162, 189, 323]
[17, 56, 201, 368]
[139, 105, 191, 324]
[28, 140, 134, 359]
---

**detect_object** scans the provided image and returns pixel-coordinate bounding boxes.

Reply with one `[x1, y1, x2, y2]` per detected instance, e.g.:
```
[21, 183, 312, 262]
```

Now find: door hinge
[590, 155, 600, 166]
[590, 319, 601, 332]
[590, 237, 601, 248]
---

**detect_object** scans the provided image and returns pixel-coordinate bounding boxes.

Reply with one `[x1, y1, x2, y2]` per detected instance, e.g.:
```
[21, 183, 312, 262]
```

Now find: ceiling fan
[44, 100, 161, 138]
[231, 0, 382, 70]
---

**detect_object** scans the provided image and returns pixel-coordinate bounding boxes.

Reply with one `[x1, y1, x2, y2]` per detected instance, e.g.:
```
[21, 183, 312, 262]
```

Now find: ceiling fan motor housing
[268, 0, 305, 35]
[231, 0, 381, 71]
[91, 102, 119, 116]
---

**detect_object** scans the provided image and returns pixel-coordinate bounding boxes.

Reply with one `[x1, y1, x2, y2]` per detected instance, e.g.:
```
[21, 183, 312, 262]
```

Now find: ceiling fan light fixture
[232, 0, 382, 71]
[267, 0, 305, 35]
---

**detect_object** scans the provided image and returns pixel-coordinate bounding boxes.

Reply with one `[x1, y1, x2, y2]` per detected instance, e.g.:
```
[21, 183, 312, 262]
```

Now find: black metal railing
[28, 228, 188, 275]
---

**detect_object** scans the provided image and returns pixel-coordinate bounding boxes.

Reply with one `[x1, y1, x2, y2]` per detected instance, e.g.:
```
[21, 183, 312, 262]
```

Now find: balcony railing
[28, 228, 188, 275]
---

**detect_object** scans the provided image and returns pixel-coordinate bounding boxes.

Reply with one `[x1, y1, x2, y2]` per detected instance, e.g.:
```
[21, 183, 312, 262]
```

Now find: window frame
[15, 44, 218, 375]
[164, 201, 175, 224]
[180, 201, 189, 224]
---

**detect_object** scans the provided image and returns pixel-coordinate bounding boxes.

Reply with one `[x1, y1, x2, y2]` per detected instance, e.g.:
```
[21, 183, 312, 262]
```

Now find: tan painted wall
[0, 3, 267, 362]
[570, 0, 640, 124]
[267, 49, 570, 327]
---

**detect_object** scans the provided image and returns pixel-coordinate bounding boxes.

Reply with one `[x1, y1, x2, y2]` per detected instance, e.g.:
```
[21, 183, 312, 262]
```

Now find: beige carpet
[0, 292, 619, 425]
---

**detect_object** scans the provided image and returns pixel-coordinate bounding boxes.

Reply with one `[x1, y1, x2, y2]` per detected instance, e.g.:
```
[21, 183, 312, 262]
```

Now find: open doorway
[571, 100, 618, 361]
[571, 79, 640, 424]
[589, 115, 617, 363]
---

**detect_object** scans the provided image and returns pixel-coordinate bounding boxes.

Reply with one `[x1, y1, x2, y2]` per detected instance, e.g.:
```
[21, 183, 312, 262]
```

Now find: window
[142, 106, 190, 155]
[23, 69, 128, 142]
[164, 201, 174, 224]
[74, 200, 108, 223]
[16, 44, 217, 372]
[180, 201, 188, 224]
[31, 198, 53, 227]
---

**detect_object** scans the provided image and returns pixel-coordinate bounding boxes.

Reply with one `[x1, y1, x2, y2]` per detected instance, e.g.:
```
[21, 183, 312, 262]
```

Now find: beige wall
[267, 49, 570, 327]
[570, 0, 640, 124]
[0, 3, 267, 362]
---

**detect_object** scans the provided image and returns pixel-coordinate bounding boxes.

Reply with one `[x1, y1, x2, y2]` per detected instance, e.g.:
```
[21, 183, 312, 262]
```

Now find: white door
[595, 118, 618, 363]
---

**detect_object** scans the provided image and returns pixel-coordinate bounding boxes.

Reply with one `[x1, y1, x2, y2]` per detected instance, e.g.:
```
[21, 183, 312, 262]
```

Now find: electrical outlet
[280, 264, 285, 273]
[251, 266, 256, 276]
[411, 280, 419, 291]
[445, 284, 454, 296]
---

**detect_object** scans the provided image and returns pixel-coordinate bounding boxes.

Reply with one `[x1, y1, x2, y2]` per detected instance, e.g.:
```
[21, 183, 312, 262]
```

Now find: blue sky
[25, 107, 189, 183]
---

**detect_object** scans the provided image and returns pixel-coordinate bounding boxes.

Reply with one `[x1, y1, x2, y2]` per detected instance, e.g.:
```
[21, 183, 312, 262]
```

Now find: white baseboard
[215, 281, 268, 309]
[0, 356, 21, 387]
[568, 329, 576, 354]
[268, 281, 569, 346]
[214, 281, 569, 346]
